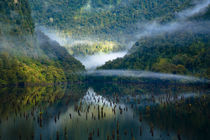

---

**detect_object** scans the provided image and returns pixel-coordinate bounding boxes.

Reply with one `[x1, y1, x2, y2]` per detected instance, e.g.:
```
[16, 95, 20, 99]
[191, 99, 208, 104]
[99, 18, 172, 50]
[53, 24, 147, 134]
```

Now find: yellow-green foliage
[152, 58, 187, 74]
[0, 0, 85, 86]
[18, 63, 66, 84]
[0, 53, 66, 85]
[0, 85, 66, 118]
[67, 41, 124, 56]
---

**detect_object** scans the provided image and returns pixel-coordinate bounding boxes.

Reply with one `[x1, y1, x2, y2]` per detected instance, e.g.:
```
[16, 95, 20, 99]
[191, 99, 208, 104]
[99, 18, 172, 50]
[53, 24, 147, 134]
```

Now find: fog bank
[39, 0, 210, 69]
[75, 52, 127, 70]
[83, 70, 208, 83]
[128, 0, 210, 47]
[177, 0, 210, 19]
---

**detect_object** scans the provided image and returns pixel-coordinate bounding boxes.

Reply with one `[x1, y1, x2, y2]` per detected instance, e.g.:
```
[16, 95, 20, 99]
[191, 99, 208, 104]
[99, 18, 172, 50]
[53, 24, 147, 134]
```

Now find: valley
[0, 1, 209, 140]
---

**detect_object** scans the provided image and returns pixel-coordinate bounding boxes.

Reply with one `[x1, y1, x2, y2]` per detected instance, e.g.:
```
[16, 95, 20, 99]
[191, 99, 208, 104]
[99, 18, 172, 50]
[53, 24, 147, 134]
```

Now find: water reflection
[0, 82, 209, 140]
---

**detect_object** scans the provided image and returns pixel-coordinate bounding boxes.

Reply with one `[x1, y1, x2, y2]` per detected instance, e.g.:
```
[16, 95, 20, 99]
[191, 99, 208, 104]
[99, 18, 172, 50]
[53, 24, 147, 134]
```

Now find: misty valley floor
[0, 77, 209, 140]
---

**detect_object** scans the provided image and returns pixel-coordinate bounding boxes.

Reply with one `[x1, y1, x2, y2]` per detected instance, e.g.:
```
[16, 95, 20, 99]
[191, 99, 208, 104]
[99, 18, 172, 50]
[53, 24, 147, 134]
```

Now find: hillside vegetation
[28, 0, 196, 56]
[29, 0, 192, 39]
[98, 1, 210, 79]
[0, 0, 85, 86]
[99, 29, 210, 78]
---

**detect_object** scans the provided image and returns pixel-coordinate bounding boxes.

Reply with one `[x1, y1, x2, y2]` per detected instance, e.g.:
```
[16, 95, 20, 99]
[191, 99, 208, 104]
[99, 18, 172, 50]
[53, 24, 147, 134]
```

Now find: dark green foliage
[0, 52, 66, 86]
[0, 0, 85, 86]
[190, 5, 210, 20]
[0, 0, 35, 35]
[29, 0, 191, 38]
[146, 95, 210, 140]
[100, 31, 210, 79]
[99, 4, 210, 79]
[36, 31, 85, 81]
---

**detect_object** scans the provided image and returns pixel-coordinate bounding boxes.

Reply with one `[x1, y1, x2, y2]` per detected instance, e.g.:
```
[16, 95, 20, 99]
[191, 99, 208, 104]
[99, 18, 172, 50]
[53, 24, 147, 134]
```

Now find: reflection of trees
[0, 82, 88, 119]
[144, 95, 210, 140]
[87, 79, 208, 96]
[0, 85, 67, 118]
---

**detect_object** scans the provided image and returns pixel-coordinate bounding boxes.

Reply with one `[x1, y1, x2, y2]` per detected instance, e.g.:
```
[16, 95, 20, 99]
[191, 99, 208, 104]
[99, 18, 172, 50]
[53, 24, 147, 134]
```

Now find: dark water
[0, 78, 209, 140]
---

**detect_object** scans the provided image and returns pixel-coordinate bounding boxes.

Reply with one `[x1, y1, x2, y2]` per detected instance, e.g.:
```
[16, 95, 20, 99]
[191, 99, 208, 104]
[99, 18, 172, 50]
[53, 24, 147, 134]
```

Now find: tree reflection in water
[0, 81, 209, 140]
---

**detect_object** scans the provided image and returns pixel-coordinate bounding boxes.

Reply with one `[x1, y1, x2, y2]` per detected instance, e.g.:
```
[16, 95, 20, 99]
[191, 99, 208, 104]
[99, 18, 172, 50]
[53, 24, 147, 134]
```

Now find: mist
[81, 0, 134, 13]
[126, 0, 210, 47]
[38, 0, 210, 69]
[0, 31, 43, 59]
[84, 70, 208, 83]
[132, 21, 210, 44]
[177, 0, 210, 19]
[40, 0, 210, 43]
[75, 51, 127, 70]
[38, 26, 68, 46]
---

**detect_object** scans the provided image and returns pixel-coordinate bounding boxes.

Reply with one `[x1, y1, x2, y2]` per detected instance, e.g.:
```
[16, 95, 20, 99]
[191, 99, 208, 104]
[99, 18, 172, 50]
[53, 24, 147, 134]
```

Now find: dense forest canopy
[99, 3, 210, 78]
[0, 0, 34, 35]
[99, 29, 210, 78]
[0, 0, 209, 86]
[29, 0, 193, 44]
[0, 0, 85, 86]
[0, 1, 209, 140]
[28, 0, 203, 57]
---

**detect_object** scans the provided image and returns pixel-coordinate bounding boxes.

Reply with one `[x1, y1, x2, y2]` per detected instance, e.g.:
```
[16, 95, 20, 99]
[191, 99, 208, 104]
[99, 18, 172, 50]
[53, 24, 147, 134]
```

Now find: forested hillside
[99, 1, 210, 79]
[28, 0, 196, 56]
[29, 0, 191, 39]
[0, 0, 34, 35]
[66, 41, 124, 56]
[0, 0, 84, 86]
[100, 30, 210, 78]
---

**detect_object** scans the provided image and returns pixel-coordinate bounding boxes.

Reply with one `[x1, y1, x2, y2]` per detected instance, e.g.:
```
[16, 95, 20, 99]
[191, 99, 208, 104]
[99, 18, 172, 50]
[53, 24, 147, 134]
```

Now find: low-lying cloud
[84, 70, 209, 83]
[39, 0, 210, 69]
[177, 0, 210, 20]
[127, 0, 210, 46]
[75, 52, 127, 70]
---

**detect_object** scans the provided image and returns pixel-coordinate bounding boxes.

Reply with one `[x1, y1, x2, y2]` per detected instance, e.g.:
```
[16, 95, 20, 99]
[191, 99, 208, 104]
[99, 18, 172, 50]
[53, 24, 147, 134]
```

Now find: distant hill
[28, 0, 196, 56]
[29, 0, 192, 39]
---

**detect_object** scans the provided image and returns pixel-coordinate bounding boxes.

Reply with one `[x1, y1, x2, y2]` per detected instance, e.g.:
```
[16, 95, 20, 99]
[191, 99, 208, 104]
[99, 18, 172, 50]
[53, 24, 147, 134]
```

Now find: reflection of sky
[82, 88, 116, 107]
[0, 84, 206, 139]
[33, 88, 138, 139]
[33, 88, 180, 140]
[1, 87, 205, 140]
